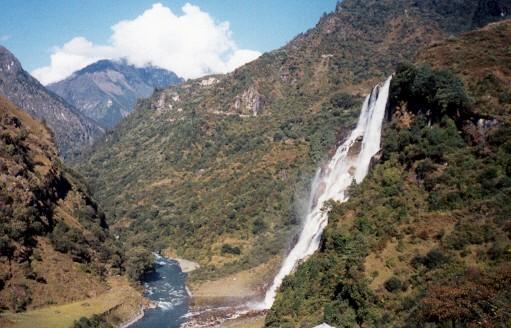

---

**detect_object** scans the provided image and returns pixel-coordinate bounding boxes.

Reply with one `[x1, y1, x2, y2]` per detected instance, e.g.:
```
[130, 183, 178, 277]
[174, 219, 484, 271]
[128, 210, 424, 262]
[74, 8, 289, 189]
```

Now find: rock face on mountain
[48, 60, 183, 128]
[0, 95, 123, 312]
[78, 0, 510, 285]
[0, 46, 103, 159]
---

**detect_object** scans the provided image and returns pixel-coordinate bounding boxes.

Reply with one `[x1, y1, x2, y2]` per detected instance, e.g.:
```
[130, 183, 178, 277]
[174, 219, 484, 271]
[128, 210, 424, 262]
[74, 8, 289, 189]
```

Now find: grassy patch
[0, 277, 143, 328]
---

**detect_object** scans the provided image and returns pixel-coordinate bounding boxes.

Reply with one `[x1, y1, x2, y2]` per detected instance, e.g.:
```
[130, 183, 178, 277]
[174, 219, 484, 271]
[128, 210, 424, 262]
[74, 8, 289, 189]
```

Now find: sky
[0, 0, 338, 84]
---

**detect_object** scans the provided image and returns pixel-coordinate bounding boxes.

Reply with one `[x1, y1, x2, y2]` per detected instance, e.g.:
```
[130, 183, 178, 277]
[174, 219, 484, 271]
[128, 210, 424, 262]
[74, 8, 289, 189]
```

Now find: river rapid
[130, 255, 189, 328]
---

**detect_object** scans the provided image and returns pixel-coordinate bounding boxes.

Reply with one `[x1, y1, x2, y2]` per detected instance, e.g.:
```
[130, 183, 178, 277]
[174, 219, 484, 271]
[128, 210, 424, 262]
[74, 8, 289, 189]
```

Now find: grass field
[190, 256, 280, 307]
[0, 277, 144, 328]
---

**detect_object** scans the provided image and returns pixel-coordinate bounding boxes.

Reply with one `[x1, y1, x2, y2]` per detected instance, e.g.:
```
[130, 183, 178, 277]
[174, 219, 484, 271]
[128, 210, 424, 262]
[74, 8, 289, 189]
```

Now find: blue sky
[0, 0, 338, 82]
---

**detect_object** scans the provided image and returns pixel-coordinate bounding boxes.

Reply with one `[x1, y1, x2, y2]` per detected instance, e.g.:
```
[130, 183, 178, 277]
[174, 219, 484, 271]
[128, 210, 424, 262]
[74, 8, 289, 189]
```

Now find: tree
[384, 276, 402, 292]
[124, 246, 155, 281]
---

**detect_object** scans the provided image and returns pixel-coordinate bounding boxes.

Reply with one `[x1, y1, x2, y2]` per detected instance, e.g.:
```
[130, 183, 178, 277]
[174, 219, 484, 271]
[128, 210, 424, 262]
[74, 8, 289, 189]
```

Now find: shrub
[252, 218, 267, 234]
[49, 221, 91, 263]
[221, 243, 241, 255]
[73, 315, 112, 328]
[124, 246, 155, 281]
[10, 284, 31, 312]
[412, 249, 450, 269]
[391, 64, 472, 121]
[330, 93, 357, 108]
[384, 276, 403, 292]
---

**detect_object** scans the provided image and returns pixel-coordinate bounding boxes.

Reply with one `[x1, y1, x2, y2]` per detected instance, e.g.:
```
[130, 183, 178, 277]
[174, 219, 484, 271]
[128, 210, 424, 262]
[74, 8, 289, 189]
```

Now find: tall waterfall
[257, 76, 392, 309]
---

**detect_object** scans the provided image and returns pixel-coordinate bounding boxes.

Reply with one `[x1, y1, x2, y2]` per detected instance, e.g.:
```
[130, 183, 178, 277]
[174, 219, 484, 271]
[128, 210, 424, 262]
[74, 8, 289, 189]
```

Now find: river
[131, 255, 189, 328]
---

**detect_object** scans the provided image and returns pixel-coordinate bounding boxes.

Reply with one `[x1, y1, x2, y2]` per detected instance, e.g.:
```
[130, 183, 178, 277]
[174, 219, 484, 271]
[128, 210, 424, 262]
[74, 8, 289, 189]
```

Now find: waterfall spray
[256, 76, 392, 309]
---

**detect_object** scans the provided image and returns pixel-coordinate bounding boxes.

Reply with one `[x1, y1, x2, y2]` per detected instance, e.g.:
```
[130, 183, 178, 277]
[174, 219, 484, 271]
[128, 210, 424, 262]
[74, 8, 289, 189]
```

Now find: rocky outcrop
[233, 86, 264, 116]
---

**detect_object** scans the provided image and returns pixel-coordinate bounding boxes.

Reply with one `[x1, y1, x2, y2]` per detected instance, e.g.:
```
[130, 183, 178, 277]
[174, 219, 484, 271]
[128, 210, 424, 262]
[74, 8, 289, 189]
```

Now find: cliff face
[48, 60, 183, 128]
[0, 95, 121, 311]
[0, 46, 103, 159]
[266, 19, 511, 328]
[78, 0, 510, 282]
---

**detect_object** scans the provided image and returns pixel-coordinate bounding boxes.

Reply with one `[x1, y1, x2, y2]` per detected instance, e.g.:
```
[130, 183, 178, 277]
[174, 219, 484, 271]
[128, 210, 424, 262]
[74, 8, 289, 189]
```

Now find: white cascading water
[256, 76, 392, 309]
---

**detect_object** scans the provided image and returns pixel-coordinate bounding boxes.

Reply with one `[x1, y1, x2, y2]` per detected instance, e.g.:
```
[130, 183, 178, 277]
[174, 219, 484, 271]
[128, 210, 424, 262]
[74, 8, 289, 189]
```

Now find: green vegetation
[266, 33, 511, 327]
[78, 78, 361, 281]
[0, 276, 143, 328]
[221, 244, 241, 255]
[73, 315, 112, 328]
[124, 247, 155, 281]
[384, 277, 403, 293]
[0, 96, 149, 313]
[76, 0, 507, 284]
[391, 63, 472, 121]
[416, 17, 511, 119]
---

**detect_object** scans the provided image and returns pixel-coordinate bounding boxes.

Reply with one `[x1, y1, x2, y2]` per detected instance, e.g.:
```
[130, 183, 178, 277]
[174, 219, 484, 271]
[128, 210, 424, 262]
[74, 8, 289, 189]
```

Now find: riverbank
[163, 249, 201, 273]
[142, 251, 277, 327]
[0, 276, 146, 328]
[188, 256, 280, 307]
[221, 313, 266, 328]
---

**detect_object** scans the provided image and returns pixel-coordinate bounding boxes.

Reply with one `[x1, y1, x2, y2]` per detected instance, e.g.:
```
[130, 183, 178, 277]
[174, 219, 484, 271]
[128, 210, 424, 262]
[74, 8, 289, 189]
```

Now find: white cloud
[0, 35, 11, 42]
[225, 49, 262, 72]
[32, 3, 261, 85]
[32, 37, 116, 85]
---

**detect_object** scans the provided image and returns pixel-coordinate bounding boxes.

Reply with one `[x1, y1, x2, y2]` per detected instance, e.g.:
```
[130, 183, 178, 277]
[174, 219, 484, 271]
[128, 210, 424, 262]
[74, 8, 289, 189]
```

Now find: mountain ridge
[48, 59, 183, 128]
[0, 46, 103, 158]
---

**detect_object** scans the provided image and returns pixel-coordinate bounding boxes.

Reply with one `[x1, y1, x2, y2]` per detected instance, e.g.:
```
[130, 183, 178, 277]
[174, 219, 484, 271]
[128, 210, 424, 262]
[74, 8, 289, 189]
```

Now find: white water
[256, 76, 392, 309]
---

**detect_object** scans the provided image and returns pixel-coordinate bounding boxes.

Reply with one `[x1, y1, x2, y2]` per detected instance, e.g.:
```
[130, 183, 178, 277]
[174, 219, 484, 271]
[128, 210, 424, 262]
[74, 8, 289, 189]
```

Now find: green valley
[1, 1, 511, 327]
[77, 0, 510, 286]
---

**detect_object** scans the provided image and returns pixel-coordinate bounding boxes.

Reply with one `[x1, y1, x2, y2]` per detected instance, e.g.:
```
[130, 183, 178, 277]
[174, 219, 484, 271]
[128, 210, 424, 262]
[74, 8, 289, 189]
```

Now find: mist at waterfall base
[130, 255, 188, 328]
[255, 76, 393, 309]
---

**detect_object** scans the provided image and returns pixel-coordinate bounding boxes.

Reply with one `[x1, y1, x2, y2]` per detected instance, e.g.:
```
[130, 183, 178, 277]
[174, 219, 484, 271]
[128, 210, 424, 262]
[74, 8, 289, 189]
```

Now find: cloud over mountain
[32, 3, 261, 84]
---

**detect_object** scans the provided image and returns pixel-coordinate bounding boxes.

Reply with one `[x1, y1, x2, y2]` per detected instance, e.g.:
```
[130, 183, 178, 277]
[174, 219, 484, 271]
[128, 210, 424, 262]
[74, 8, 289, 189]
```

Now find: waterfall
[256, 76, 392, 310]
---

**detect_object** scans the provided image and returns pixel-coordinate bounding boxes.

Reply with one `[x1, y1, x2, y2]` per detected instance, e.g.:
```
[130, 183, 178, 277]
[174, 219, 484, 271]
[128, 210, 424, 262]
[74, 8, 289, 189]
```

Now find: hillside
[0, 95, 150, 325]
[266, 19, 511, 328]
[0, 46, 103, 158]
[77, 0, 511, 285]
[48, 60, 183, 128]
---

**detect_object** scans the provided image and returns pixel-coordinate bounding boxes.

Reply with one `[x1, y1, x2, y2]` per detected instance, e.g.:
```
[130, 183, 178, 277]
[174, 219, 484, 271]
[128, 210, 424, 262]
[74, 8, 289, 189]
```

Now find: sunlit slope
[78, 0, 511, 282]
[267, 19, 511, 328]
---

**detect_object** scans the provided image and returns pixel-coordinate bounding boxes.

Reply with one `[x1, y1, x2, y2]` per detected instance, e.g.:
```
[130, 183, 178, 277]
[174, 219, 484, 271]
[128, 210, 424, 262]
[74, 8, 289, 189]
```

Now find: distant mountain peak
[74, 59, 120, 75]
[48, 59, 183, 128]
[0, 45, 23, 74]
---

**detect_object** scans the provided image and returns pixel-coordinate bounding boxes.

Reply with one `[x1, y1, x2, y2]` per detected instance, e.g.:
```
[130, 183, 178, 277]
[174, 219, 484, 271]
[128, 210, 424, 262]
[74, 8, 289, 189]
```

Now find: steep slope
[48, 60, 183, 128]
[266, 20, 511, 328]
[0, 46, 103, 158]
[417, 20, 511, 120]
[78, 0, 510, 284]
[0, 95, 143, 317]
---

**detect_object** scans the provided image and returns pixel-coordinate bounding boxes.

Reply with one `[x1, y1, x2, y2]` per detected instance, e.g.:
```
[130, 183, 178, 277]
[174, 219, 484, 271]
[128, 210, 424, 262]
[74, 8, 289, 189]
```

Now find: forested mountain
[0, 95, 115, 311]
[267, 19, 511, 327]
[0, 95, 154, 323]
[48, 60, 183, 128]
[77, 0, 511, 285]
[0, 46, 103, 158]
